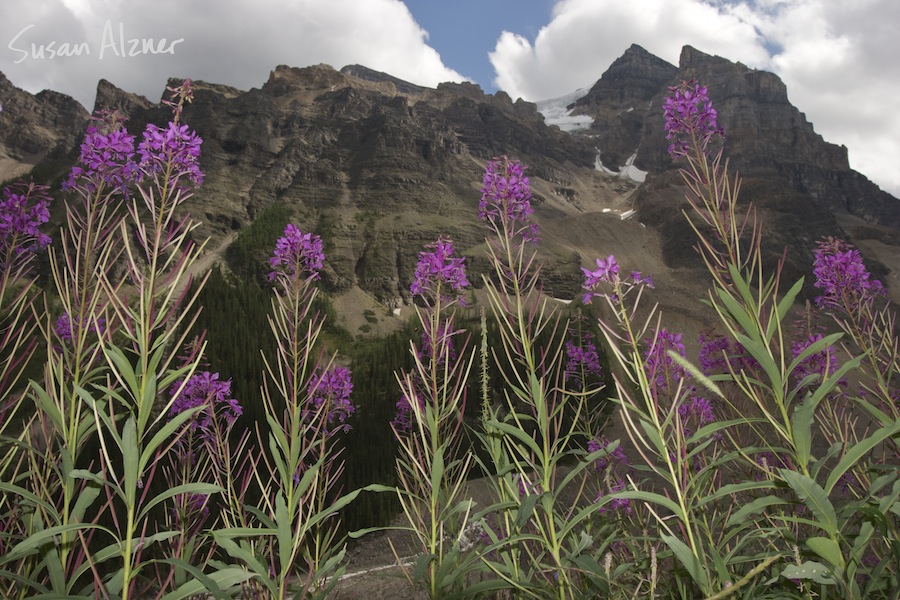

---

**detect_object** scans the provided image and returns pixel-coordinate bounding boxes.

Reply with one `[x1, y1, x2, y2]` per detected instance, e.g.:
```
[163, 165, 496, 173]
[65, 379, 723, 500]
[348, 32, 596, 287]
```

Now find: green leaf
[137, 482, 221, 523]
[661, 534, 709, 591]
[791, 395, 815, 469]
[780, 469, 838, 536]
[69, 476, 102, 526]
[158, 563, 252, 600]
[104, 345, 139, 395]
[275, 493, 292, 576]
[727, 495, 788, 527]
[0, 523, 110, 564]
[122, 416, 139, 506]
[771, 278, 805, 339]
[807, 536, 845, 571]
[139, 405, 203, 476]
[733, 333, 782, 395]
[781, 561, 835, 585]
[0, 481, 57, 517]
[487, 420, 543, 460]
[824, 418, 900, 495]
[138, 370, 158, 431]
[212, 533, 273, 592]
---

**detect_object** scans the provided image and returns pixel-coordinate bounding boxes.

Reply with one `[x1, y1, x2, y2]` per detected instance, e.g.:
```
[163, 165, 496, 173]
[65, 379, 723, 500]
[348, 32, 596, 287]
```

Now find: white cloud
[489, 0, 900, 197]
[0, 0, 465, 109]
[490, 0, 768, 102]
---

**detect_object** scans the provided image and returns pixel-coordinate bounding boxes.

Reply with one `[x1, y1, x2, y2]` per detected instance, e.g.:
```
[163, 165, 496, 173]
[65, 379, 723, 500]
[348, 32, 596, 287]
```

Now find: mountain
[548, 44, 900, 287]
[0, 72, 89, 183]
[2, 45, 898, 337]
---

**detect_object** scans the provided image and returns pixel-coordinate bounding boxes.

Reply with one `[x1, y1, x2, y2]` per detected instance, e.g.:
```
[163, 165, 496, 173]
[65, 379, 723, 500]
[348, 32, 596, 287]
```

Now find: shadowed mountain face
[3, 45, 898, 316]
[0, 72, 89, 182]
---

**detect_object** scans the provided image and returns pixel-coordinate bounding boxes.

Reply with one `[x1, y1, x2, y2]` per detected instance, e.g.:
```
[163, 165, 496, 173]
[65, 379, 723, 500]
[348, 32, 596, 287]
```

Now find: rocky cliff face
[0, 72, 89, 182]
[569, 44, 677, 170]
[89, 64, 608, 303]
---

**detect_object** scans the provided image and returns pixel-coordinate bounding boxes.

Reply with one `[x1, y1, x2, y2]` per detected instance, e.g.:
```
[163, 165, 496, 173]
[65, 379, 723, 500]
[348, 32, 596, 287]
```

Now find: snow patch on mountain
[535, 88, 593, 132]
[595, 150, 647, 183]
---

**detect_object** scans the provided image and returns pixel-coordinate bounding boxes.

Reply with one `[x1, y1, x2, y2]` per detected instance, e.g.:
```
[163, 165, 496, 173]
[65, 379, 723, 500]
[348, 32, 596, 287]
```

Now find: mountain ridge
[2, 44, 898, 337]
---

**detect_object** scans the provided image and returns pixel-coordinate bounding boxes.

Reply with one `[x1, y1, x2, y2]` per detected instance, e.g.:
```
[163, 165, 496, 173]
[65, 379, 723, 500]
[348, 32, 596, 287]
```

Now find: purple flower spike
[62, 110, 140, 194]
[1, 181, 52, 262]
[587, 437, 629, 474]
[663, 80, 724, 158]
[410, 237, 469, 304]
[564, 333, 603, 389]
[479, 157, 538, 242]
[644, 328, 686, 391]
[54, 312, 106, 343]
[268, 224, 325, 282]
[169, 371, 242, 441]
[813, 237, 885, 312]
[307, 365, 355, 433]
[678, 396, 716, 427]
[138, 121, 204, 189]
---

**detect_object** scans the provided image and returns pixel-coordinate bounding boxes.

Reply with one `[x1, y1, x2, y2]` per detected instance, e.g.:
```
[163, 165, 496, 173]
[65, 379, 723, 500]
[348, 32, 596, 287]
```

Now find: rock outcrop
[0, 72, 89, 182]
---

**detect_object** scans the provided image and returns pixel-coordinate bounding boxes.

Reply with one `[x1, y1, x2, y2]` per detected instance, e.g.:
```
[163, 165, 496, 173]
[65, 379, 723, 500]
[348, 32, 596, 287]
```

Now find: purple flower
[410, 237, 469, 303]
[597, 479, 632, 515]
[391, 388, 424, 436]
[54, 312, 106, 343]
[698, 333, 732, 375]
[630, 271, 654, 287]
[479, 157, 538, 242]
[138, 121, 204, 189]
[583, 256, 619, 288]
[63, 110, 140, 194]
[791, 333, 844, 389]
[677, 396, 716, 430]
[307, 365, 355, 433]
[169, 371, 242, 439]
[581, 255, 620, 303]
[587, 437, 630, 474]
[268, 224, 325, 282]
[644, 329, 686, 391]
[564, 333, 603, 389]
[663, 80, 724, 158]
[813, 237, 885, 312]
[0, 180, 52, 262]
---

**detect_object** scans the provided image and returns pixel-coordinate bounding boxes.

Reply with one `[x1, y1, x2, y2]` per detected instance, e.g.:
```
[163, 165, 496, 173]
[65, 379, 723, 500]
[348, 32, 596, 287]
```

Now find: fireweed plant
[469, 157, 614, 599]
[368, 236, 479, 598]
[581, 80, 899, 598]
[0, 81, 254, 598]
[211, 223, 363, 599]
[0, 180, 52, 599]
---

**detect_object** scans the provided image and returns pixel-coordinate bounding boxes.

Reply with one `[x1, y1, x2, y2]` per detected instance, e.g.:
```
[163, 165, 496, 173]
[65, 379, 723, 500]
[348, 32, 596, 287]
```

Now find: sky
[1, 0, 898, 197]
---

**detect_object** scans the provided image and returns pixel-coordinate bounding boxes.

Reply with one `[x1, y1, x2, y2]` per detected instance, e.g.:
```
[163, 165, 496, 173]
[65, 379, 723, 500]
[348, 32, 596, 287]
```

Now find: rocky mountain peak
[93, 78, 154, 118]
[0, 73, 88, 182]
[340, 65, 426, 96]
[569, 43, 676, 169]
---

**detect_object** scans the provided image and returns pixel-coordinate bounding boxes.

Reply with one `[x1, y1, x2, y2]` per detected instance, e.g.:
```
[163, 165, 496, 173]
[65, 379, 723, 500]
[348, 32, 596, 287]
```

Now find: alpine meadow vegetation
[0, 77, 897, 600]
